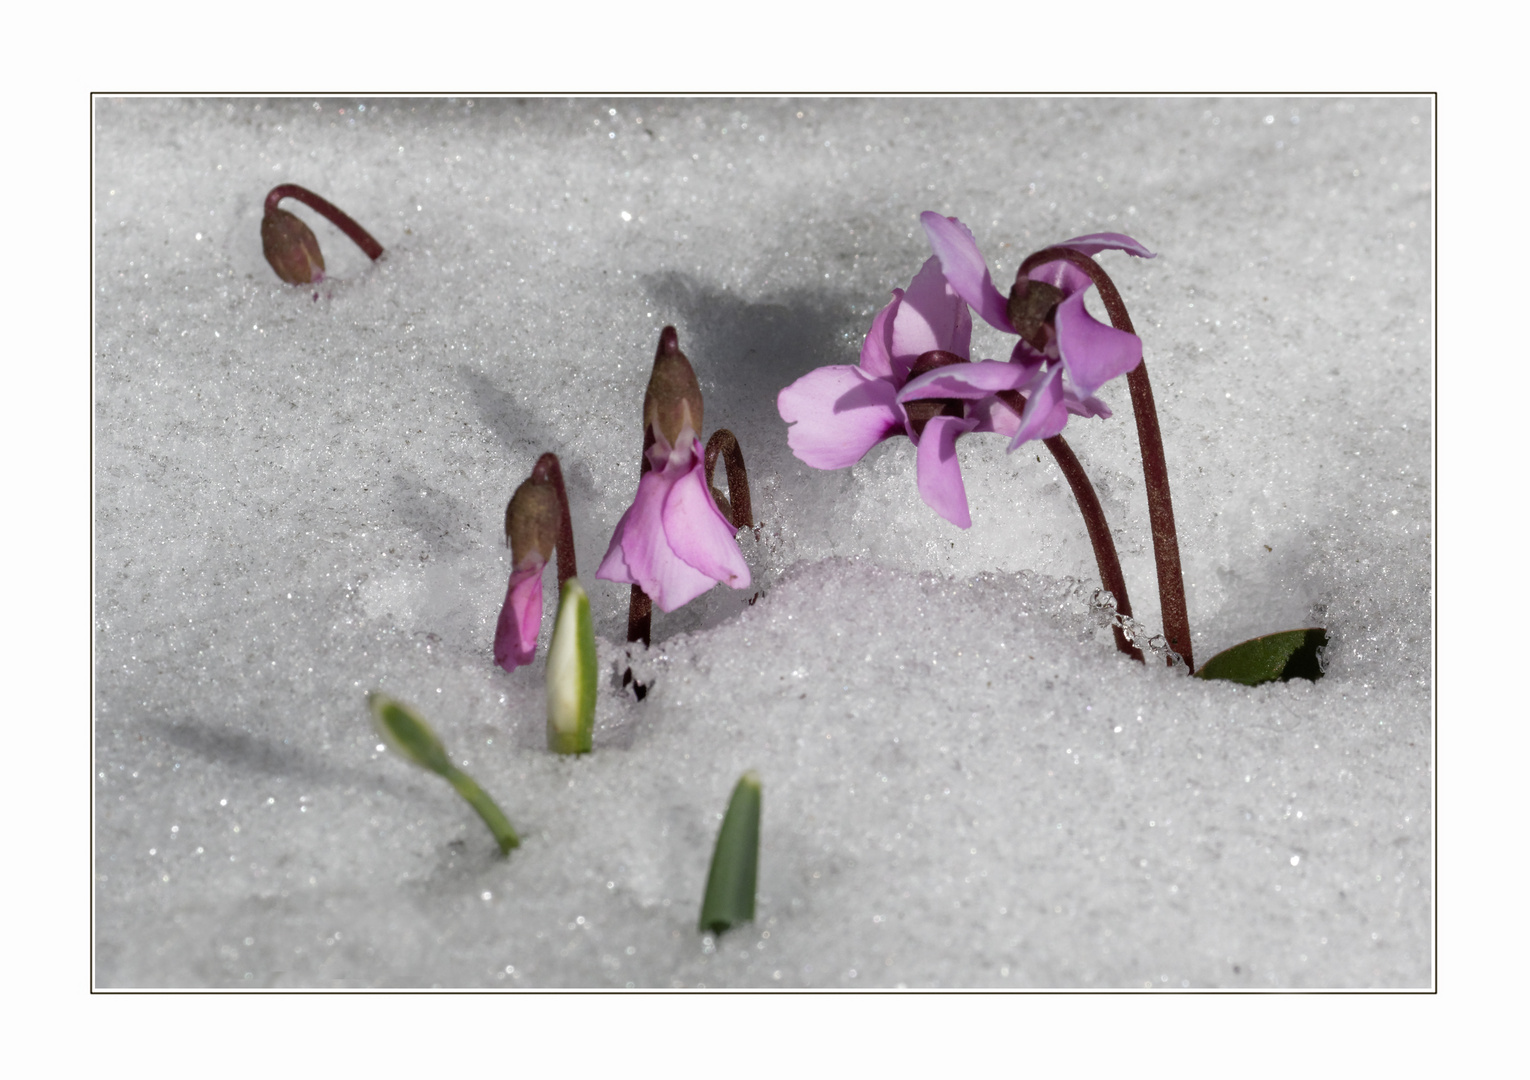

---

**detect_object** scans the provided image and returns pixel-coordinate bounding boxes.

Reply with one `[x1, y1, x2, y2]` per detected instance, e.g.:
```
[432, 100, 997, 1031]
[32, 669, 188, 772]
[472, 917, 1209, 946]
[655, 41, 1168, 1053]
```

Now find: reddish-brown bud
[1007, 277, 1064, 352]
[261, 208, 325, 284]
[642, 326, 704, 447]
[505, 475, 560, 568]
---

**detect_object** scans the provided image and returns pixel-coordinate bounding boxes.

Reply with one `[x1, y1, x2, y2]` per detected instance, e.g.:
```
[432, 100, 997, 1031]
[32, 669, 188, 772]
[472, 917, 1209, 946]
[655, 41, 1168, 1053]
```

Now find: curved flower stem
[1042, 434, 1145, 663]
[264, 184, 384, 262]
[529, 452, 577, 587]
[704, 428, 754, 532]
[1018, 247, 1194, 671]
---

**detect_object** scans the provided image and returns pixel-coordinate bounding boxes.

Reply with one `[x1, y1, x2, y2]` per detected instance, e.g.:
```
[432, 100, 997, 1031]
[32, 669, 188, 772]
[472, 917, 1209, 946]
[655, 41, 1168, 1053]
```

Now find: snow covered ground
[92, 96, 1431, 988]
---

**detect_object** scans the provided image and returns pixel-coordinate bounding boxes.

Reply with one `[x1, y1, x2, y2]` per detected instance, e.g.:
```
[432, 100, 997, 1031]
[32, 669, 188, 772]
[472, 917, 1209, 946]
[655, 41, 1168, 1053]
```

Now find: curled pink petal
[890, 256, 972, 371]
[493, 557, 547, 671]
[915, 414, 980, 528]
[1055, 232, 1156, 259]
[596, 457, 718, 612]
[1055, 291, 1142, 397]
[858, 293, 899, 378]
[900, 358, 1036, 402]
[1025, 258, 1095, 297]
[778, 365, 902, 469]
[1065, 389, 1112, 419]
[663, 442, 751, 591]
[920, 212, 1013, 332]
[1008, 367, 1070, 449]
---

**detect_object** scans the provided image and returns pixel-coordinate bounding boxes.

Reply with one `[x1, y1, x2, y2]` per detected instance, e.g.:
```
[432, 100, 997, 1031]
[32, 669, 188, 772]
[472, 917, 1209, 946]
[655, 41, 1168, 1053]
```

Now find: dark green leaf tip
[1194, 628, 1329, 687]
[699, 771, 762, 935]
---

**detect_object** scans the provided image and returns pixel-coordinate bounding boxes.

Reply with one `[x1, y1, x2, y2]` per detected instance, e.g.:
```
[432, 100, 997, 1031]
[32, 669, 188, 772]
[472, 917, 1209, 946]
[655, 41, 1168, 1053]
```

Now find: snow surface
[93, 96, 1432, 988]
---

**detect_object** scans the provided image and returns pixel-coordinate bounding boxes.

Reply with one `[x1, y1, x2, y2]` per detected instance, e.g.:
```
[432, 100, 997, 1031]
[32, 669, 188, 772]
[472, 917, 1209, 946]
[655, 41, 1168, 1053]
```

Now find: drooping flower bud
[546, 577, 597, 754]
[261, 207, 326, 284]
[643, 326, 705, 447]
[1007, 277, 1064, 352]
[505, 471, 561, 569]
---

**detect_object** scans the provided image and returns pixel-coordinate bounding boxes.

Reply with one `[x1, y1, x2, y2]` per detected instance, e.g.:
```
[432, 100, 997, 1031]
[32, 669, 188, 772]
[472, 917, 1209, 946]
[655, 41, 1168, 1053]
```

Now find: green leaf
[1194, 628, 1329, 686]
[546, 577, 597, 754]
[367, 692, 520, 855]
[699, 771, 762, 935]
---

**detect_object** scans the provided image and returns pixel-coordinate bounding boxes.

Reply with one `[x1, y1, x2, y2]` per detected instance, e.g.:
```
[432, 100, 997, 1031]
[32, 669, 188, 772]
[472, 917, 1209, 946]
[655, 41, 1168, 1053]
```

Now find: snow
[92, 96, 1431, 988]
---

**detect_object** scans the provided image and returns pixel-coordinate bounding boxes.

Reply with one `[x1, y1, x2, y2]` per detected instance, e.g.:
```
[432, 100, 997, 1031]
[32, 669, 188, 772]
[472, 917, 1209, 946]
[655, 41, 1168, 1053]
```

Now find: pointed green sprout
[699, 771, 762, 935]
[1195, 628, 1329, 687]
[546, 576, 598, 754]
[367, 692, 520, 855]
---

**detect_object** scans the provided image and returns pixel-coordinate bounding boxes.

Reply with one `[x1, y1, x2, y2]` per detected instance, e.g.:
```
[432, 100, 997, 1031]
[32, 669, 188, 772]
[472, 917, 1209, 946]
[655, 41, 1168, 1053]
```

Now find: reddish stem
[704, 428, 753, 532]
[529, 452, 577, 587]
[1018, 247, 1194, 672]
[1042, 433, 1144, 663]
[265, 184, 384, 261]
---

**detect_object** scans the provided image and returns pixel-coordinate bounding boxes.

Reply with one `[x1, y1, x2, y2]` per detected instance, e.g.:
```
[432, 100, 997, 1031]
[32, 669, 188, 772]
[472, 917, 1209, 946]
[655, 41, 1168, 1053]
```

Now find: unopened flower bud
[262, 207, 326, 284]
[546, 578, 597, 754]
[1007, 277, 1064, 352]
[505, 473, 560, 568]
[643, 326, 705, 447]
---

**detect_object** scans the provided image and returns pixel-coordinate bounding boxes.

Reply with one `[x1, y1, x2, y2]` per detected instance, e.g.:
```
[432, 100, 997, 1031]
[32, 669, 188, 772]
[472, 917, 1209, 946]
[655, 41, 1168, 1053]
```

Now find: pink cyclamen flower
[596, 328, 750, 612]
[494, 453, 573, 672]
[777, 255, 1010, 529]
[596, 430, 751, 611]
[494, 556, 547, 670]
[913, 211, 1154, 448]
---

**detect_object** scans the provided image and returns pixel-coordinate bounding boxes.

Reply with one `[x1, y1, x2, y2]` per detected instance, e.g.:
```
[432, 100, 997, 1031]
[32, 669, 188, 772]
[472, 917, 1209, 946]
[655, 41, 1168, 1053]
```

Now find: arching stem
[1042, 434, 1144, 663]
[265, 183, 384, 262]
[1018, 247, 1194, 671]
[705, 428, 753, 532]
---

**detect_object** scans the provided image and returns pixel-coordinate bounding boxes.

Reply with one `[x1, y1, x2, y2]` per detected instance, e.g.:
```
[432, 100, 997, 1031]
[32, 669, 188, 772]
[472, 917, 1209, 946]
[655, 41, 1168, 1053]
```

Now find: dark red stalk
[265, 184, 384, 261]
[1041, 433, 1144, 663]
[1017, 247, 1194, 672]
[704, 428, 753, 532]
[529, 452, 577, 587]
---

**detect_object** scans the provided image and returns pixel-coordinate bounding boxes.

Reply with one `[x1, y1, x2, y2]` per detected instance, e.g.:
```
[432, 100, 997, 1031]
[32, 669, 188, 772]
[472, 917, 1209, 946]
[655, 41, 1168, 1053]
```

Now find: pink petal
[663, 443, 751, 593]
[890, 256, 972, 373]
[899, 358, 1036, 402]
[493, 558, 546, 671]
[920, 212, 1014, 332]
[858, 293, 899, 378]
[1025, 258, 1094, 297]
[595, 460, 719, 612]
[969, 393, 1022, 437]
[1065, 388, 1112, 419]
[1007, 367, 1070, 449]
[915, 414, 979, 528]
[778, 365, 903, 469]
[1055, 232, 1156, 258]
[1055, 291, 1142, 397]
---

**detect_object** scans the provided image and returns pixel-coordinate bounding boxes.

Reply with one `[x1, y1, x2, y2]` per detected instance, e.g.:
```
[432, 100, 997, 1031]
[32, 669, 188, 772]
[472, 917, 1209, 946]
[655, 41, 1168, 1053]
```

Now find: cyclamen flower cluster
[494, 328, 752, 679]
[779, 212, 1155, 528]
